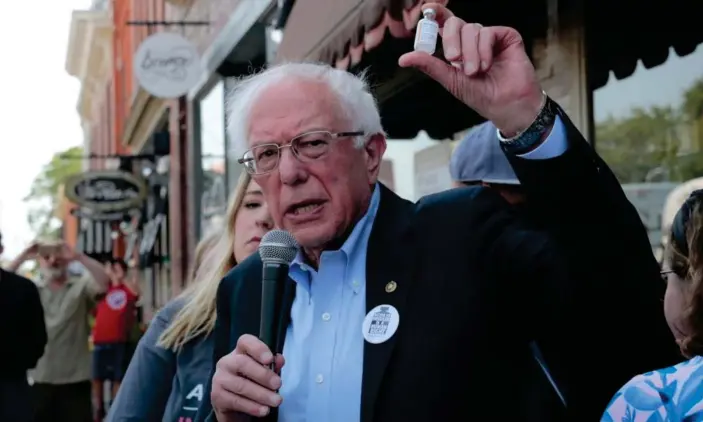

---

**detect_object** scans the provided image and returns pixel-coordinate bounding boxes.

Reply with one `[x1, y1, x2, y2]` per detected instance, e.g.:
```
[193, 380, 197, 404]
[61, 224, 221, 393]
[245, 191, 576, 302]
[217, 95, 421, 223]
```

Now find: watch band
[497, 92, 557, 155]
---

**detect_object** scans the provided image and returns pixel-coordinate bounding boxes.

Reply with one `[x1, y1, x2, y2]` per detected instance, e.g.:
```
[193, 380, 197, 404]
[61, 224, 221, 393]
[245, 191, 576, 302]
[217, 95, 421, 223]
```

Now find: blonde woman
[107, 172, 273, 421]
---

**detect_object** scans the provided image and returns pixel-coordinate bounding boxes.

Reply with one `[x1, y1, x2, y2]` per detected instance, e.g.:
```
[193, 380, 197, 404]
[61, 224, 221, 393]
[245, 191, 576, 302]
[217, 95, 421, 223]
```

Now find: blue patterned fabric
[602, 356, 703, 421]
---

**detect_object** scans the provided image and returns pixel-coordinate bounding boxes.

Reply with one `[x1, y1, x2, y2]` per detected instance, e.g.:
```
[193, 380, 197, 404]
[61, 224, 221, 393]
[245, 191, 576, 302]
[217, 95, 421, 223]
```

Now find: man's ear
[364, 133, 387, 183]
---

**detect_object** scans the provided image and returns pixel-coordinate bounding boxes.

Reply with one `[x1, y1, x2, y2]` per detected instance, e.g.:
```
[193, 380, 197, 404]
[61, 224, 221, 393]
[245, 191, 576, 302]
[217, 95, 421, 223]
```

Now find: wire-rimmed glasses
[238, 130, 364, 175]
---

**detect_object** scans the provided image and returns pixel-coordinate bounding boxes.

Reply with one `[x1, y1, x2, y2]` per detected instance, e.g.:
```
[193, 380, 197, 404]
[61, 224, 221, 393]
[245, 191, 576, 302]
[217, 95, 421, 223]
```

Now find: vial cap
[423, 8, 437, 20]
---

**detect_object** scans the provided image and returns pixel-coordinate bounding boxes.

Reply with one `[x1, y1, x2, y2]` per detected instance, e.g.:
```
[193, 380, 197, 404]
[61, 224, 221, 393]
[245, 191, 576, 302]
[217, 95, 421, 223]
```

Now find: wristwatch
[497, 91, 557, 155]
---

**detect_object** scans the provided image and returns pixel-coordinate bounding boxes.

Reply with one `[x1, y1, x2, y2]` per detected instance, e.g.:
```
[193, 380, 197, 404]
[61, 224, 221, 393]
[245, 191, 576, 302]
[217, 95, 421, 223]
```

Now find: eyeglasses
[238, 130, 365, 175]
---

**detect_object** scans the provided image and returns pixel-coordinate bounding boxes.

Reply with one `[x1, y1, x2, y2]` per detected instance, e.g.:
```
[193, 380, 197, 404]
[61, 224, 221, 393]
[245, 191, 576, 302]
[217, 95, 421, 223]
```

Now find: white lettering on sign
[76, 181, 139, 202]
[186, 384, 203, 402]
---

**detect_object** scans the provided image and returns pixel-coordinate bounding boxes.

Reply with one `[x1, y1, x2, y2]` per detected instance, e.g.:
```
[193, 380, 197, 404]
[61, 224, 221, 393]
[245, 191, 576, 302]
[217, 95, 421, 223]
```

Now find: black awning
[349, 0, 547, 140]
[587, 0, 703, 89]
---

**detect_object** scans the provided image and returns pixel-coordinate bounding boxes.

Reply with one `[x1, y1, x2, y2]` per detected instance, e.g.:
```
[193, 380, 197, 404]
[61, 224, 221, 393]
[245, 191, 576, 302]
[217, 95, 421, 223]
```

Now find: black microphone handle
[260, 262, 288, 369]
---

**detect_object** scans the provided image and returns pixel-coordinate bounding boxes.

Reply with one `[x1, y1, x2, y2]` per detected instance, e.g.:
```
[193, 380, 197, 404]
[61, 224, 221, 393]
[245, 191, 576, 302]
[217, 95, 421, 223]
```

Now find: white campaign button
[362, 304, 400, 344]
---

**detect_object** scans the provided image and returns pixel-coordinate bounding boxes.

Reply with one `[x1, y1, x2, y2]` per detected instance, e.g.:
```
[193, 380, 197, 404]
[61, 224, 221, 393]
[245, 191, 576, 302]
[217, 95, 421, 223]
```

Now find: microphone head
[259, 230, 299, 264]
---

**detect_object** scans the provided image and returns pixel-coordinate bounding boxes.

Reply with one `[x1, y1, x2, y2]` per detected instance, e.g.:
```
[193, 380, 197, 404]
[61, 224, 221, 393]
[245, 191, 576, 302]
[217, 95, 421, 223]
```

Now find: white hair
[226, 62, 385, 158]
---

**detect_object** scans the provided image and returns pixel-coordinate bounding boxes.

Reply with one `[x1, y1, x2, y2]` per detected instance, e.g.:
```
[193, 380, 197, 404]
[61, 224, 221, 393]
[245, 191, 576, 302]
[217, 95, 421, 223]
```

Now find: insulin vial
[414, 8, 439, 55]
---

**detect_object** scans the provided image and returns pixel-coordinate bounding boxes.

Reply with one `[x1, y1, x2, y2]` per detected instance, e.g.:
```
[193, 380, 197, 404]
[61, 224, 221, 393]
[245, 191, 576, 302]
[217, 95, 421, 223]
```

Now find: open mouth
[286, 200, 325, 217]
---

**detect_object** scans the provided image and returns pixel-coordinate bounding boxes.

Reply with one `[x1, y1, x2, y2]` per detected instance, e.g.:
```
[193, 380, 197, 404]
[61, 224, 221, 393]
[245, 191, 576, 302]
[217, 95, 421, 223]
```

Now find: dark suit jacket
[503, 108, 681, 418]
[196, 109, 679, 422]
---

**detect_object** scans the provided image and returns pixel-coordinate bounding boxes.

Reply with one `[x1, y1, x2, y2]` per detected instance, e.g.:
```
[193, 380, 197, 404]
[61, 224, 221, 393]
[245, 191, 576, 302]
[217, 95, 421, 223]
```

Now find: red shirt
[92, 284, 138, 344]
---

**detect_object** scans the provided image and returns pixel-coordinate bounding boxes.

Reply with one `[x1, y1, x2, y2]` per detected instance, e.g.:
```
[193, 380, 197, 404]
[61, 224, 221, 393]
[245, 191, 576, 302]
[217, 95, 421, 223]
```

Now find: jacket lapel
[360, 185, 415, 422]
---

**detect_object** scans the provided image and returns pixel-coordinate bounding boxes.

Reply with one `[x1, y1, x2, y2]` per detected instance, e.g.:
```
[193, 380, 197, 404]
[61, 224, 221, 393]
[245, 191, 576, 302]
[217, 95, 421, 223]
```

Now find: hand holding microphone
[211, 334, 285, 419]
[210, 230, 298, 420]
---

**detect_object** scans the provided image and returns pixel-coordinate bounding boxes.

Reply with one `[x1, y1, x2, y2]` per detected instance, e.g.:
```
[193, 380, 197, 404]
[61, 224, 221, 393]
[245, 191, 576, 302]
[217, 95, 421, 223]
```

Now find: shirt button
[322, 312, 331, 321]
[315, 374, 324, 384]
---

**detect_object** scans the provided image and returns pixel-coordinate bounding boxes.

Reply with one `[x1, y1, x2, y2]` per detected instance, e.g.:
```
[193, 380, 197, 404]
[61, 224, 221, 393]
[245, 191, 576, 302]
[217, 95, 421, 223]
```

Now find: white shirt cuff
[517, 116, 568, 160]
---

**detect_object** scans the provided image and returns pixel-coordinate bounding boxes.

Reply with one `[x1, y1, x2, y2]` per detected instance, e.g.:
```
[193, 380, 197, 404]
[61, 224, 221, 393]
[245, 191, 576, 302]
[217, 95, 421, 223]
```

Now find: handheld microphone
[258, 230, 299, 367]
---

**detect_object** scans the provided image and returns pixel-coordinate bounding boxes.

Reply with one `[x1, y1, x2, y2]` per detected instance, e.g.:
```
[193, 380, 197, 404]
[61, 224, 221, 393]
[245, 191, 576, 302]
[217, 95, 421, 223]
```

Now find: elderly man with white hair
[196, 3, 677, 421]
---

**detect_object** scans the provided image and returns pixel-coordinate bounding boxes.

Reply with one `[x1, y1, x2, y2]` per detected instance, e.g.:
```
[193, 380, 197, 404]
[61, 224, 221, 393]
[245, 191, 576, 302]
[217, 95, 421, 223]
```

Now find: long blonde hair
[185, 231, 221, 287]
[159, 171, 253, 350]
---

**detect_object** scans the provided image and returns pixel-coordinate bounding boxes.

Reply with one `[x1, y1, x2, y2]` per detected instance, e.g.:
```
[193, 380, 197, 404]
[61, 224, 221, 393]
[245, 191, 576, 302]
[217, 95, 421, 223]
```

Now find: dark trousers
[33, 381, 92, 422]
[0, 378, 33, 422]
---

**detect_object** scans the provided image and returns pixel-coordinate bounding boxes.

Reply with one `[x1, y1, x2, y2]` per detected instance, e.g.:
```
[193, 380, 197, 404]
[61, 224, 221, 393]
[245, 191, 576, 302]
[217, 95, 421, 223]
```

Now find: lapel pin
[385, 281, 397, 293]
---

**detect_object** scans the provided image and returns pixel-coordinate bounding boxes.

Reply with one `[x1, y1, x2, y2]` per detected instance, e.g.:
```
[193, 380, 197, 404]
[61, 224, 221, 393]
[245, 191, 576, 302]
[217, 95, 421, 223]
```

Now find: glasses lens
[244, 145, 279, 174]
[292, 132, 333, 161]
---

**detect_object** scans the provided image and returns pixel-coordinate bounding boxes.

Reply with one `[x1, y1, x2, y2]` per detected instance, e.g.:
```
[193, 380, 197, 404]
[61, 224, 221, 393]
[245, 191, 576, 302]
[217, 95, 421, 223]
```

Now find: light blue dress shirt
[278, 117, 568, 422]
[279, 184, 381, 422]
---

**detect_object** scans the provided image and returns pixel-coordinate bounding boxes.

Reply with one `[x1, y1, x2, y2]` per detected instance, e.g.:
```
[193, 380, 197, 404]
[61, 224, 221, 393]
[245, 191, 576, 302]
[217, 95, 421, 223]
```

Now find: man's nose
[278, 148, 307, 186]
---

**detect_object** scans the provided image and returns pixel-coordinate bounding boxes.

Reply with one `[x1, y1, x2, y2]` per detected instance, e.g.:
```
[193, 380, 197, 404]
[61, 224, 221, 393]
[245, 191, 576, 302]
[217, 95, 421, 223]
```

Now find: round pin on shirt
[362, 304, 400, 344]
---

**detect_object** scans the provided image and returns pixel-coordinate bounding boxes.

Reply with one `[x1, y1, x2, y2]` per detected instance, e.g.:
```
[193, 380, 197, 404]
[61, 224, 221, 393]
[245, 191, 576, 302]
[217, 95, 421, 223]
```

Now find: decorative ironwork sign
[64, 170, 148, 212]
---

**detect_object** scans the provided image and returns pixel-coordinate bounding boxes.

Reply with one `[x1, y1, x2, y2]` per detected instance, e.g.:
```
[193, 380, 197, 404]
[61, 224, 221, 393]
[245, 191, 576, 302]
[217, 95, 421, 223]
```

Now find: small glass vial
[414, 8, 439, 55]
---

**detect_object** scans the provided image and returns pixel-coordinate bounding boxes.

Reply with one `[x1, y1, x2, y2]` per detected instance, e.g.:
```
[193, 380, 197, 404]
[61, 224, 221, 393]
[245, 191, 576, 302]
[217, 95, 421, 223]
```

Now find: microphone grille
[258, 230, 299, 264]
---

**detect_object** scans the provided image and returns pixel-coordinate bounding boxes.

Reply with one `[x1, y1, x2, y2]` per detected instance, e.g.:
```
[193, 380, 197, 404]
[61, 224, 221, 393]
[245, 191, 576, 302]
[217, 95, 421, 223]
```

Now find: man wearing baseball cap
[450, 120, 527, 206]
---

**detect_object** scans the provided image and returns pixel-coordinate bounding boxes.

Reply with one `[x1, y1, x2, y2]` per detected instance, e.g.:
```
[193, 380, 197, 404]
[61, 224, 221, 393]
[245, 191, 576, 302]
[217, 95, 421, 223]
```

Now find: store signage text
[134, 32, 202, 98]
[65, 171, 148, 213]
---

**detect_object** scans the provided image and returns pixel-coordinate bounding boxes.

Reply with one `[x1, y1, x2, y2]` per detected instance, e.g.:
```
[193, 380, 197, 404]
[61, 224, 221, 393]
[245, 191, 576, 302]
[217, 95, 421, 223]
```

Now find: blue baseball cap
[450, 121, 520, 185]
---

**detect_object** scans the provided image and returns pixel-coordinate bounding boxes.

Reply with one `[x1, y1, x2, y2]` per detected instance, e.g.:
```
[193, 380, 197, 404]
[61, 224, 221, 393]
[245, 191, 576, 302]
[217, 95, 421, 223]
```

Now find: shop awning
[276, 0, 444, 69]
[588, 0, 703, 89]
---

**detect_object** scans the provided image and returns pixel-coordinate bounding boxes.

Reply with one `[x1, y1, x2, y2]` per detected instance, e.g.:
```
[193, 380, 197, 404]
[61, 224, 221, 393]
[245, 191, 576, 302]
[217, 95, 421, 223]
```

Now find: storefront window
[225, 77, 244, 189]
[594, 46, 703, 258]
[198, 81, 228, 238]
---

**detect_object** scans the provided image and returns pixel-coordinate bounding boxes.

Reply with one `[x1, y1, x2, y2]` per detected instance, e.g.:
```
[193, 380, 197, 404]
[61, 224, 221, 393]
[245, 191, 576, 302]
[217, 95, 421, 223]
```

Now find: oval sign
[133, 32, 202, 98]
[64, 171, 148, 213]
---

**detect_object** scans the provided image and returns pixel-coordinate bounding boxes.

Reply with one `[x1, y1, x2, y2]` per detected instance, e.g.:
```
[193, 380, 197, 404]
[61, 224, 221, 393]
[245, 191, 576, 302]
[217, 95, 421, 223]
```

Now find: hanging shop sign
[64, 170, 148, 213]
[134, 32, 202, 98]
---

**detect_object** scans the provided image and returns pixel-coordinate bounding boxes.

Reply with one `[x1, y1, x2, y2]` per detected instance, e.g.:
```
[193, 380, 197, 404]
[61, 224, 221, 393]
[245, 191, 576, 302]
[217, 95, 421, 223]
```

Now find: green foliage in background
[24, 145, 84, 239]
[597, 77, 703, 184]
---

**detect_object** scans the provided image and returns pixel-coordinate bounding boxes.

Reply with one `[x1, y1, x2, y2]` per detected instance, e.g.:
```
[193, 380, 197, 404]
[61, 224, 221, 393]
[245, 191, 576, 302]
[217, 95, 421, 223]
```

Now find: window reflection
[595, 45, 703, 258]
[199, 81, 227, 238]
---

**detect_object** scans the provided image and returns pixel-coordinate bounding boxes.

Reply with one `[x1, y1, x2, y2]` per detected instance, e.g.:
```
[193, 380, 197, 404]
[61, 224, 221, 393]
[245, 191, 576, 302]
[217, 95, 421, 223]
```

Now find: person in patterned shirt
[603, 190, 703, 421]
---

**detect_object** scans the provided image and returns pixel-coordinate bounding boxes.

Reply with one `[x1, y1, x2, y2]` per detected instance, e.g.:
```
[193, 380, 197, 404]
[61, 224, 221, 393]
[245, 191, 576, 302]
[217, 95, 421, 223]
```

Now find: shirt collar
[290, 183, 381, 283]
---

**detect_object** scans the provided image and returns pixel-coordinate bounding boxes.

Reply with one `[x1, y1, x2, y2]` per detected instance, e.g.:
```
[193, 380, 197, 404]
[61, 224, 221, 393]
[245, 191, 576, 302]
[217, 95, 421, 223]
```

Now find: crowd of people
[2, 2, 703, 421]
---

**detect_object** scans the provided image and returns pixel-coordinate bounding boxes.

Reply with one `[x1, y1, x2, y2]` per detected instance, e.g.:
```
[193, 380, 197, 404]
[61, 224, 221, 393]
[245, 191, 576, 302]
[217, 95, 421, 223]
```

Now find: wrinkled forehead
[247, 78, 349, 147]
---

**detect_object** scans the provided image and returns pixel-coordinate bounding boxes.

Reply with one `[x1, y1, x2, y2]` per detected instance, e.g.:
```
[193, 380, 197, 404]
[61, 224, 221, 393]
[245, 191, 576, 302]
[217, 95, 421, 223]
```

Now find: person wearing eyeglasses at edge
[107, 171, 274, 422]
[602, 190, 703, 421]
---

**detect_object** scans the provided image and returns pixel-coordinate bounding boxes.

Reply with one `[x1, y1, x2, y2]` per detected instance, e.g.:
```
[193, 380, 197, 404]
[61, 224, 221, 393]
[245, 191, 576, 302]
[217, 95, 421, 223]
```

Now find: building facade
[120, 0, 279, 299]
